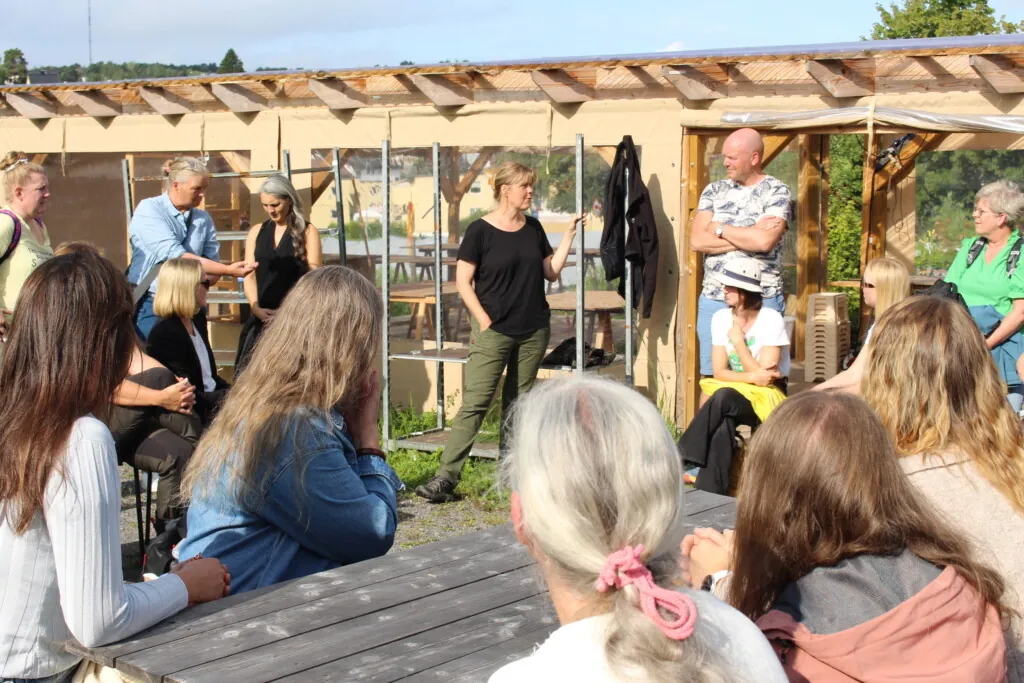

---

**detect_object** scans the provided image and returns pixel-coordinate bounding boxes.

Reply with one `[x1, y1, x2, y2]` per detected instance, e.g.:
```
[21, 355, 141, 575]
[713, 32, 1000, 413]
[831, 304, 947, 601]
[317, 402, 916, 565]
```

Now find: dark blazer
[600, 134, 659, 318]
[146, 312, 229, 423]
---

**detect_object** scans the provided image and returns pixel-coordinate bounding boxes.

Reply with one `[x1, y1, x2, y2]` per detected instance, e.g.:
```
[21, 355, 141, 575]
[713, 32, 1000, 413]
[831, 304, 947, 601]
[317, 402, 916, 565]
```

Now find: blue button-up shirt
[126, 193, 219, 293]
[178, 409, 404, 594]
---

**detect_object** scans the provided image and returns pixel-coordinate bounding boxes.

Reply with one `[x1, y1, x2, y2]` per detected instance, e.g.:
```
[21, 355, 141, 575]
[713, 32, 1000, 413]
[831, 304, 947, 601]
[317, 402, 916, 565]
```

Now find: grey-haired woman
[234, 174, 323, 372]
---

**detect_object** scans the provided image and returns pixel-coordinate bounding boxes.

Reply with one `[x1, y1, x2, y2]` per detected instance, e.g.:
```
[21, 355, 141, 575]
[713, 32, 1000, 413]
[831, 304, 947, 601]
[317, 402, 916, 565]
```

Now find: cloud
[660, 40, 685, 52]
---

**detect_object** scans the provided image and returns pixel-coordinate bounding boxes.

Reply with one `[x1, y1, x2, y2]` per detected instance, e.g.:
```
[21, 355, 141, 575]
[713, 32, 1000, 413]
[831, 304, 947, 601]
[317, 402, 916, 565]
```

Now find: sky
[7, 0, 1024, 71]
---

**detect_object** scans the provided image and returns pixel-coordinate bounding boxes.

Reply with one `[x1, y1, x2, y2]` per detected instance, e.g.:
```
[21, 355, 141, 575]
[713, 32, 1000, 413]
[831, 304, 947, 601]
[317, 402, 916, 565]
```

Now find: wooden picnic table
[546, 290, 625, 353]
[70, 489, 736, 683]
[372, 255, 458, 282]
[387, 281, 461, 340]
[829, 275, 937, 291]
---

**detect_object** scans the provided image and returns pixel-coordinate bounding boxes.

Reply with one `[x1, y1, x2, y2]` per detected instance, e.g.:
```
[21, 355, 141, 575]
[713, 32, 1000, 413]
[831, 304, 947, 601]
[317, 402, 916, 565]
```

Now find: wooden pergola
[4, 34, 1024, 423]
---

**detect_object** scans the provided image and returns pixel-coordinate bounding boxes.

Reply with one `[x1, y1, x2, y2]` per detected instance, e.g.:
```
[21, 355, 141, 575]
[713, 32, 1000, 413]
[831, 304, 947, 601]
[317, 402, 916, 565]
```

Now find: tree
[218, 49, 245, 74]
[870, 0, 1022, 39]
[2, 49, 28, 84]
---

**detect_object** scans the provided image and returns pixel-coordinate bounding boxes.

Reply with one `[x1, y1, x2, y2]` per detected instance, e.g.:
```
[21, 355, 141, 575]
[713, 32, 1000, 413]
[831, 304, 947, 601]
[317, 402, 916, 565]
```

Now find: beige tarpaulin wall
[0, 99, 686, 412]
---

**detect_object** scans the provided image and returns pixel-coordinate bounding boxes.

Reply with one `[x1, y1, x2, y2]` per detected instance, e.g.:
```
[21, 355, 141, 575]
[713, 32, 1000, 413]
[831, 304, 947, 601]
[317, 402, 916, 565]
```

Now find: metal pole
[433, 142, 445, 430]
[624, 160, 634, 387]
[121, 158, 134, 224]
[575, 134, 585, 375]
[381, 140, 392, 450]
[331, 148, 347, 266]
[282, 150, 292, 179]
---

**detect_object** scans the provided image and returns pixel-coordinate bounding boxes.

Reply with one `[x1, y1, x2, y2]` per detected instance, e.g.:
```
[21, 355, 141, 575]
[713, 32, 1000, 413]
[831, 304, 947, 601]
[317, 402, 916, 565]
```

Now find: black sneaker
[415, 476, 458, 503]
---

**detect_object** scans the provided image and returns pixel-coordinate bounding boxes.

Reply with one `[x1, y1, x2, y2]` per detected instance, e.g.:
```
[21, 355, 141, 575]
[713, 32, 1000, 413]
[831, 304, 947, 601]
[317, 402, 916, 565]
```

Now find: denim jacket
[178, 409, 404, 593]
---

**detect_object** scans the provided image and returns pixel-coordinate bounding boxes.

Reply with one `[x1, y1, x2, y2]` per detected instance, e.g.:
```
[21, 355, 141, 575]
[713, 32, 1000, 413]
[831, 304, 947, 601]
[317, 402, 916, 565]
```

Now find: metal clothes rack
[121, 148, 348, 363]
[381, 135, 636, 456]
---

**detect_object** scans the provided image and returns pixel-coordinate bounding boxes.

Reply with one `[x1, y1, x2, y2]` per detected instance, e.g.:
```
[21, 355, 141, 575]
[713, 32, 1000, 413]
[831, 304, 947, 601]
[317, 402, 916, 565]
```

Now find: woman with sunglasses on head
[146, 258, 229, 426]
[812, 257, 910, 393]
[945, 180, 1024, 409]
[0, 151, 53, 349]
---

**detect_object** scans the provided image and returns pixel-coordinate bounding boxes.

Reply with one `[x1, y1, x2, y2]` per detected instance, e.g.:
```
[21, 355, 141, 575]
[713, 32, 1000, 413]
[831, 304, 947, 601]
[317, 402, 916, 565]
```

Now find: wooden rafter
[805, 59, 873, 98]
[220, 151, 251, 175]
[762, 134, 796, 167]
[137, 86, 193, 115]
[969, 54, 1024, 94]
[67, 90, 121, 117]
[531, 69, 594, 104]
[4, 92, 57, 119]
[408, 74, 474, 108]
[306, 78, 367, 110]
[208, 83, 267, 113]
[661, 65, 726, 100]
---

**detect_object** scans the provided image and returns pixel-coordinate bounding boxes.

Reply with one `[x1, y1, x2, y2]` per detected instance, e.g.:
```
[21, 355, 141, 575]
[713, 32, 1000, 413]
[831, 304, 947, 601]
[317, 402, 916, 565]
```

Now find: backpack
[965, 235, 1024, 277]
[0, 209, 22, 267]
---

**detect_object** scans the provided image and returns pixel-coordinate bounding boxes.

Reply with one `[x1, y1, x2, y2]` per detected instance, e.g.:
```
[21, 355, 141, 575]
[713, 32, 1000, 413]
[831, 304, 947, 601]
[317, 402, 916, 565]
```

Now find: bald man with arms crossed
[690, 128, 793, 384]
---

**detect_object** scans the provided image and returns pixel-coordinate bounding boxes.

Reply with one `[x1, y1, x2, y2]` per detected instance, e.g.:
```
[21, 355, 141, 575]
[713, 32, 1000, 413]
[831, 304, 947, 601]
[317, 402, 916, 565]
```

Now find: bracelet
[356, 447, 388, 460]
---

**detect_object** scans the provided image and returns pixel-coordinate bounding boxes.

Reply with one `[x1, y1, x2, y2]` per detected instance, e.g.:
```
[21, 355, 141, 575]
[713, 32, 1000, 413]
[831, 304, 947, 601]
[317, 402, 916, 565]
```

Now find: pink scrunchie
[594, 544, 698, 641]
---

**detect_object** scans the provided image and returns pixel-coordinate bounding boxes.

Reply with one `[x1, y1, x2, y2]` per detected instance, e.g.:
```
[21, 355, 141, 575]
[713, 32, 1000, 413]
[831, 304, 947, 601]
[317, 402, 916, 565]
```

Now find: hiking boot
[415, 475, 458, 503]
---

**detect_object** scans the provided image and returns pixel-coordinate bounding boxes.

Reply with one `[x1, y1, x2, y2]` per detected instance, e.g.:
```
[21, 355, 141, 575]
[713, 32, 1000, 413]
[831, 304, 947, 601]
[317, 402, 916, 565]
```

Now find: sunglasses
[861, 281, 876, 289]
[199, 280, 212, 290]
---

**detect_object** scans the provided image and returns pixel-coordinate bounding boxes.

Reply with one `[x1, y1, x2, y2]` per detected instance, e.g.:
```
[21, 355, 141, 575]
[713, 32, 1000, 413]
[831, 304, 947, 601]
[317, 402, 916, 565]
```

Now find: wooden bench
[70, 490, 736, 683]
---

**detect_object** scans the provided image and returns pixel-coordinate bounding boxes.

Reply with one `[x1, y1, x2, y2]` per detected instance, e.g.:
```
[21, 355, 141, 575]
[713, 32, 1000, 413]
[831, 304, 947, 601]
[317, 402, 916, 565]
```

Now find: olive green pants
[437, 322, 550, 482]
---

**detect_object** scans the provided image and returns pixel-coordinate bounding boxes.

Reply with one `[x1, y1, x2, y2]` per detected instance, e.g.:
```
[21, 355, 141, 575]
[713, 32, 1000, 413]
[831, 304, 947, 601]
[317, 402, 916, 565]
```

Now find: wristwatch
[715, 224, 725, 239]
[356, 447, 388, 461]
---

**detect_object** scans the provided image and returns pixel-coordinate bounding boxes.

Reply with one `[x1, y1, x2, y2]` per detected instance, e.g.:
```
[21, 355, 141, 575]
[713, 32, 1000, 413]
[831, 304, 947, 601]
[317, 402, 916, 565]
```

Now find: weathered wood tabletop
[70, 489, 736, 683]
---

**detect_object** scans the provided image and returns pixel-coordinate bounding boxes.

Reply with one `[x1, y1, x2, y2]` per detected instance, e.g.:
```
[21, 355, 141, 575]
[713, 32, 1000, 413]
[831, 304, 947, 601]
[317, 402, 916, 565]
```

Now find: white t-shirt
[488, 588, 787, 683]
[710, 307, 791, 378]
[189, 326, 217, 392]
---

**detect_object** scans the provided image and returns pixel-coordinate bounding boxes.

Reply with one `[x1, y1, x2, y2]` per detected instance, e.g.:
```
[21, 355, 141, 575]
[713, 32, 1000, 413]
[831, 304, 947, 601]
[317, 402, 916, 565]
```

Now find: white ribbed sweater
[0, 416, 189, 679]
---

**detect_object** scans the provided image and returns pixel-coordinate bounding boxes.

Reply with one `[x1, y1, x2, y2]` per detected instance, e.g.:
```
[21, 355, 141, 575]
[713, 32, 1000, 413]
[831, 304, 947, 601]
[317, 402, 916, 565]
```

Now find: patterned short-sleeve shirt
[698, 176, 792, 301]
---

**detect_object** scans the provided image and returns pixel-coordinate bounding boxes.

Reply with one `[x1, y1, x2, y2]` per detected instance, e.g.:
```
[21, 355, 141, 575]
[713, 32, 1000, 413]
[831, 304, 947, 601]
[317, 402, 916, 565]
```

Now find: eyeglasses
[861, 281, 876, 289]
[973, 207, 1003, 217]
[199, 280, 211, 290]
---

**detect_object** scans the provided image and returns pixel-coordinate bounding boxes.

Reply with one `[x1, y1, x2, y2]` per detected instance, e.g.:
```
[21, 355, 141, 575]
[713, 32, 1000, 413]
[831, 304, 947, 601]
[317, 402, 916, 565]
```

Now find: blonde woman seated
[490, 376, 786, 683]
[146, 258, 229, 426]
[813, 257, 910, 393]
[684, 392, 1011, 681]
[864, 295, 1024, 644]
[177, 267, 403, 594]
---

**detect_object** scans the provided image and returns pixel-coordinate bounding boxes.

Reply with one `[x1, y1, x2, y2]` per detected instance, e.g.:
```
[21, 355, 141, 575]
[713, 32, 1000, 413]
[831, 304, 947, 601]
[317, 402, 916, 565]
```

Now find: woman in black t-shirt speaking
[416, 161, 581, 503]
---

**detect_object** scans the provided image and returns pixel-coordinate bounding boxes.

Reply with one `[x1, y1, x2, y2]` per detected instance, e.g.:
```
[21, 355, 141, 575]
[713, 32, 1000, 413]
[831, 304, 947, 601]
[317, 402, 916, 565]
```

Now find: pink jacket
[757, 567, 1007, 682]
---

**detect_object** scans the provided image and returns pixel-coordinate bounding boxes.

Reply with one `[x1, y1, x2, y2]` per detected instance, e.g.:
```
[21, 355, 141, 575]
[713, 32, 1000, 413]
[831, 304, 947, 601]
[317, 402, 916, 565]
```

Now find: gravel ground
[118, 465, 508, 580]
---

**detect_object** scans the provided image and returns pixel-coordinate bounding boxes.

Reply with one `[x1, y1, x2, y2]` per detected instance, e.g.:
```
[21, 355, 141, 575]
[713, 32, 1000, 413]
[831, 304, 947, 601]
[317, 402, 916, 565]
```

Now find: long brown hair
[727, 392, 1009, 623]
[182, 266, 381, 506]
[0, 247, 135, 533]
[863, 295, 1024, 514]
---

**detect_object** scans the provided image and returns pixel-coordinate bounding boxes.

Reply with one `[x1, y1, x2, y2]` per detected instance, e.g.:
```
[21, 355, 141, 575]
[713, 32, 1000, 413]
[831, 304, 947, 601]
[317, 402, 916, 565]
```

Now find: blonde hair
[489, 161, 537, 202]
[162, 156, 208, 190]
[152, 258, 202, 319]
[182, 266, 382, 506]
[862, 296, 1024, 515]
[503, 377, 726, 683]
[977, 180, 1024, 228]
[1, 151, 46, 204]
[864, 257, 910, 318]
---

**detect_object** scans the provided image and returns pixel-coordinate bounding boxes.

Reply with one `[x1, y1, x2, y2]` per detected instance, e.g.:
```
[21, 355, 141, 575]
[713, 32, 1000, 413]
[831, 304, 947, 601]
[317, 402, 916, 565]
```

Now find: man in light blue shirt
[127, 157, 255, 339]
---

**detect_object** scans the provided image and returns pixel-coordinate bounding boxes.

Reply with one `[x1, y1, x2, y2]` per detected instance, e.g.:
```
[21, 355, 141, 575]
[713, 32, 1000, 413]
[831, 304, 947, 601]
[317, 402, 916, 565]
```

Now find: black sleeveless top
[253, 219, 308, 309]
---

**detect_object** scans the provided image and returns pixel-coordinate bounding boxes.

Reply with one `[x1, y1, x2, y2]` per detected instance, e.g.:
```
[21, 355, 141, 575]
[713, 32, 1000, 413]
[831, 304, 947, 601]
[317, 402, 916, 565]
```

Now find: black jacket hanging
[600, 135, 659, 318]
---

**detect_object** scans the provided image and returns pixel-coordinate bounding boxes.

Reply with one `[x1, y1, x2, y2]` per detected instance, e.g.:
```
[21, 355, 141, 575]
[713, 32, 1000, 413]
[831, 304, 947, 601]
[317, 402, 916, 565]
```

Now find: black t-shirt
[457, 216, 554, 336]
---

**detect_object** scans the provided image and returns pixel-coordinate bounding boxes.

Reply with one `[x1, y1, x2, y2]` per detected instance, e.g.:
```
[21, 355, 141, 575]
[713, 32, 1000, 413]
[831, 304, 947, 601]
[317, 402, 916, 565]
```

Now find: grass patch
[388, 448, 506, 509]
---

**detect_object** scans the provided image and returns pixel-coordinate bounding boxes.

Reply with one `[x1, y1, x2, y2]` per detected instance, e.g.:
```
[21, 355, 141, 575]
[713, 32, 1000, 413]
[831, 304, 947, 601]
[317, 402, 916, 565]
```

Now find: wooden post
[796, 134, 825, 361]
[441, 147, 497, 245]
[675, 131, 708, 427]
[860, 134, 885, 335]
